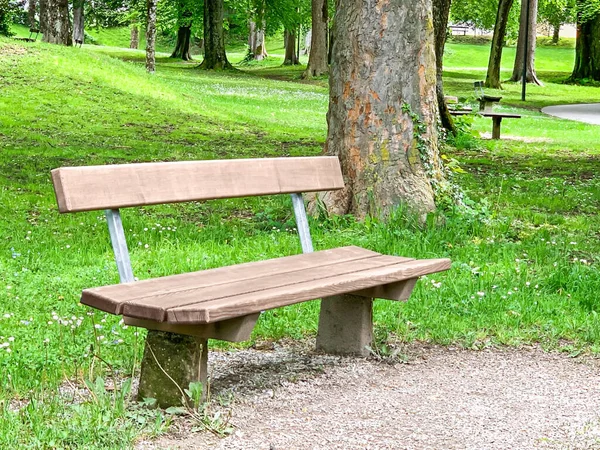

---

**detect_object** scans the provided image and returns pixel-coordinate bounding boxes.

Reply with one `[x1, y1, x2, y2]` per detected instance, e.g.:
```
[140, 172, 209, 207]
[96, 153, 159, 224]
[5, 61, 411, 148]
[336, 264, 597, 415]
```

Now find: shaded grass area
[0, 38, 599, 447]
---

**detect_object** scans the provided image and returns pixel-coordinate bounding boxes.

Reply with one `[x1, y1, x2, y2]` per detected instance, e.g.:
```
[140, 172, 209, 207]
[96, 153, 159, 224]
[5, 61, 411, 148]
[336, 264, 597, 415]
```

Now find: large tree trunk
[248, 21, 268, 61]
[146, 0, 157, 73]
[303, 0, 328, 78]
[199, 0, 232, 69]
[510, 0, 543, 85]
[72, 0, 85, 45]
[43, 0, 72, 45]
[485, 0, 515, 88]
[283, 29, 299, 65]
[322, 0, 441, 219]
[171, 25, 193, 60]
[571, 12, 600, 81]
[28, 0, 37, 30]
[433, 0, 455, 135]
[130, 24, 139, 49]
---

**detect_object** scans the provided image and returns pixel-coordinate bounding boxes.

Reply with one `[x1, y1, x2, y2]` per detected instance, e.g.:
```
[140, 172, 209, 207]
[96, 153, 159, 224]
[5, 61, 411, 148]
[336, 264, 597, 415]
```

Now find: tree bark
[130, 24, 139, 49]
[248, 21, 268, 61]
[322, 0, 442, 219]
[43, 0, 72, 45]
[28, 0, 37, 30]
[303, 0, 328, 78]
[510, 0, 543, 85]
[39, 0, 47, 36]
[146, 0, 157, 73]
[283, 29, 299, 65]
[432, 0, 456, 135]
[571, 12, 600, 81]
[485, 0, 515, 88]
[552, 23, 560, 43]
[199, 0, 232, 69]
[72, 0, 85, 45]
[171, 25, 193, 60]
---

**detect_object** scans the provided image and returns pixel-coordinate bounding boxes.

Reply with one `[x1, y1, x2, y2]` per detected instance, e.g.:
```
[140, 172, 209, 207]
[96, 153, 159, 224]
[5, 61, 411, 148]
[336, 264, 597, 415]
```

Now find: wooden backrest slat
[52, 157, 344, 213]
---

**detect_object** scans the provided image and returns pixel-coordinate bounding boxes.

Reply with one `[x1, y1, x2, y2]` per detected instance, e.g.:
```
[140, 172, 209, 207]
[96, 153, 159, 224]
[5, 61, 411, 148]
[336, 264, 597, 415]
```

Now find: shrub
[0, 0, 14, 37]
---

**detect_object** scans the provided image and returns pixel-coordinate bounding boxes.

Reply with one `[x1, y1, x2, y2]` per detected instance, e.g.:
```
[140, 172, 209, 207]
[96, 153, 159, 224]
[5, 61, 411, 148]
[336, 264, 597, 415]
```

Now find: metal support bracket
[291, 193, 314, 254]
[105, 209, 135, 284]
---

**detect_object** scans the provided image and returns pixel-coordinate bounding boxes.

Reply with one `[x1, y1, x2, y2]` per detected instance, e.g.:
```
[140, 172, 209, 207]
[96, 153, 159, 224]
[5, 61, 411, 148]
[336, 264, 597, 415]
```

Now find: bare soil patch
[137, 343, 600, 450]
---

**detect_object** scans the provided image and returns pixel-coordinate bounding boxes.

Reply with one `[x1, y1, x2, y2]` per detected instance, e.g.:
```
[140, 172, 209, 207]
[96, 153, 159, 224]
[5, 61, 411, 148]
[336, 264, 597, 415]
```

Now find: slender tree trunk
[485, 0, 515, 88]
[433, 0, 456, 135]
[321, 0, 442, 219]
[303, 0, 328, 78]
[130, 24, 139, 49]
[72, 0, 85, 45]
[146, 0, 157, 73]
[171, 25, 193, 60]
[39, 0, 47, 36]
[199, 0, 232, 69]
[248, 21, 268, 60]
[552, 23, 560, 43]
[571, 12, 600, 81]
[28, 0, 37, 30]
[328, 22, 334, 64]
[283, 30, 299, 65]
[510, 0, 543, 84]
[43, 0, 72, 45]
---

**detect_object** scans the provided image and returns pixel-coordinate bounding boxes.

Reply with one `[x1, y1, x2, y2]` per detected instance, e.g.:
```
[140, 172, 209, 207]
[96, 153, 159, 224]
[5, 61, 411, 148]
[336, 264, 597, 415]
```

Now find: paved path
[542, 103, 600, 125]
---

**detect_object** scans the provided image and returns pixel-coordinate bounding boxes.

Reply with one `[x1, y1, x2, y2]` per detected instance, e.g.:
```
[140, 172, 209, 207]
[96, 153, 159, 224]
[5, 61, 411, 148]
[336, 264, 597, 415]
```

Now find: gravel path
[138, 344, 600, 450]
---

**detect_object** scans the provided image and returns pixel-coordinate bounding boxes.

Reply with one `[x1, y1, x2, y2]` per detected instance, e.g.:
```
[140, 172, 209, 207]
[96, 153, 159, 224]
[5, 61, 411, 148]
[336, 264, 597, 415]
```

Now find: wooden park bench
[51, 157, 451, 407]
[450, 110, 521, 139]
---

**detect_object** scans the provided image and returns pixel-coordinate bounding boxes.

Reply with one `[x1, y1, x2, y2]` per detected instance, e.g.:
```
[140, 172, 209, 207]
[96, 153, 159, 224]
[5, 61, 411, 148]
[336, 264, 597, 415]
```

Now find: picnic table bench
[51, 157, 450, 407]
[450, 110, 521, 139]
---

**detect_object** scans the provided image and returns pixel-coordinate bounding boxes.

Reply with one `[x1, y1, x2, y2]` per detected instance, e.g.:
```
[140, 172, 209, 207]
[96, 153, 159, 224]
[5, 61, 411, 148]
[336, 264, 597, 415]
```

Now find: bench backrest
[52, 157, 344, 213]
[51, 157, 344, 283]
[474, 81, 485, 98]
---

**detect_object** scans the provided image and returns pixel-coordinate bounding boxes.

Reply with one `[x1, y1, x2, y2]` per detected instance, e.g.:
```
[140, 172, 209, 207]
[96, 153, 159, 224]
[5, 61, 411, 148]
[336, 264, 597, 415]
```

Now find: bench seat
[82, 245, 450, 325]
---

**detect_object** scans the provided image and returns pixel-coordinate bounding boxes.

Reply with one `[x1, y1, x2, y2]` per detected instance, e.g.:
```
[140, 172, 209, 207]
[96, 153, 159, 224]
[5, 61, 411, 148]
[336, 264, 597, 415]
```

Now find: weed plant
[0, 37, 599, 447]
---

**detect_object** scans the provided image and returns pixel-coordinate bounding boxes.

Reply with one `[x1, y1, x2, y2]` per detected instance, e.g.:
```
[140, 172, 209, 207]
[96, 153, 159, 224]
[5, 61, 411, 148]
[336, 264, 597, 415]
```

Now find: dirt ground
[137, 342, 600, 450]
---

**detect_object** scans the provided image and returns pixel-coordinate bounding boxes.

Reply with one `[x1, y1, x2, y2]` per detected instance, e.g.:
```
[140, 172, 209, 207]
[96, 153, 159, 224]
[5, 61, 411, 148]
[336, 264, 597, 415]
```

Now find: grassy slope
[0, 37, 599, 447]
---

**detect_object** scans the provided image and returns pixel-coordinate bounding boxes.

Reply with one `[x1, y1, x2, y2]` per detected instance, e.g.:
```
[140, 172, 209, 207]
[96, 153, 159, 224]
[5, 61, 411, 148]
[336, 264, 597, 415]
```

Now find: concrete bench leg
[138, 331, 208, 408]
[316, 294, 373, 357]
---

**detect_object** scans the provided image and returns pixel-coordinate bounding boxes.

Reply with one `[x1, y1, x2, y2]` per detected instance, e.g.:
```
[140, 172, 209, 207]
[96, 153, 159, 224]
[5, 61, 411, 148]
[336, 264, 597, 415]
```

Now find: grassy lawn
[0, 35, 599, 447]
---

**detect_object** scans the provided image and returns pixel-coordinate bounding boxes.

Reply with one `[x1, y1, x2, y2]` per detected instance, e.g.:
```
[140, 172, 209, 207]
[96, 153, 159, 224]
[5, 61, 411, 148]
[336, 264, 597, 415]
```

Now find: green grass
[1, 36, 599, 447]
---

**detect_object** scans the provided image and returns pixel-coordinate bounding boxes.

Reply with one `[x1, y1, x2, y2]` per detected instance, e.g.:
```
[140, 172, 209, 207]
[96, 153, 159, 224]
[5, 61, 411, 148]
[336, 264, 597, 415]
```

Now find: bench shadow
[208, 349, 343, 397]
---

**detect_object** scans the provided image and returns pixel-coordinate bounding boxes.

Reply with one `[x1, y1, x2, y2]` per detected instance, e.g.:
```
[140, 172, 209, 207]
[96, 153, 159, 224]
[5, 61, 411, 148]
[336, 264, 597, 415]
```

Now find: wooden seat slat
[167, 258, 451, 324]
[119, 254, 414, 321]
[81, 246, 380, 314]
[52, 157, 344, 213]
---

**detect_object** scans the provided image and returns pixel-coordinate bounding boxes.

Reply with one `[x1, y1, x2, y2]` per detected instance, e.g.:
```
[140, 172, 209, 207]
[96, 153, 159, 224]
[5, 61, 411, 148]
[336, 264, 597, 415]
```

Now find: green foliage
[578, 0, 600, 22]
[0, 0, 15, 36]
[539, 0, 577, 29]
[450, 0, 521, 39]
